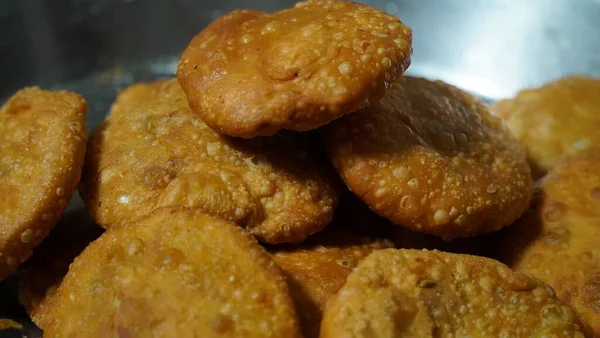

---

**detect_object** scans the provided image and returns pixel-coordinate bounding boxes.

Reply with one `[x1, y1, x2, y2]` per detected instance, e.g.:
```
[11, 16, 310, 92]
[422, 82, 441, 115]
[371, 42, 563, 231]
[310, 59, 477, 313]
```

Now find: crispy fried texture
[270, 229, 393, 338]
[322, 76, 532, 240]
[0, 88, 87, 280]
[177, 0, 412, 138]
[321, 249, 584, 338]
[80, 79, 340, 244]
[44, 208, 301, 337]
[17, 209, 103, 329]
[496, 153, 600, 336]
[492, 76, 600, 178]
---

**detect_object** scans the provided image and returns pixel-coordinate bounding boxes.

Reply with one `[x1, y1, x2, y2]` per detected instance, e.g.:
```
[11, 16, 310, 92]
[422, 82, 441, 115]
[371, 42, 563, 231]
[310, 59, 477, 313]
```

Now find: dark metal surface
[1, 0, 599, 336]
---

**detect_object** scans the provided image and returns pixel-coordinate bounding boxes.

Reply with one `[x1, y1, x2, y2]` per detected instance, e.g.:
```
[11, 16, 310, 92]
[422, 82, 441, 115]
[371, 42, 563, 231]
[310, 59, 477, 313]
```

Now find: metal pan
[1, 0, 599, 336]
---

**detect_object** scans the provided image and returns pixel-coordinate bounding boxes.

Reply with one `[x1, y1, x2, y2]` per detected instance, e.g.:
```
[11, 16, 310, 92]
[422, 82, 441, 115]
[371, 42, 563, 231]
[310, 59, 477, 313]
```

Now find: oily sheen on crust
[177, 0, 412, 138]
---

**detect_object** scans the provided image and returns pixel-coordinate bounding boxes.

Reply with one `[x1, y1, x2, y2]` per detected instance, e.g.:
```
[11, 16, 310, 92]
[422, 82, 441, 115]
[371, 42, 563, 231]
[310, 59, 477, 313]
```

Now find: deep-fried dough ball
[178, 0, 412, 138]
[496, 152, 600, 336]
[322, 76, 532, 239]
[321, 249, 584, 337]
[44, 208, 302, 338]
[81, 79, 340, 244]
[492, 76, 600, 177]
[0, 88, 87, 280]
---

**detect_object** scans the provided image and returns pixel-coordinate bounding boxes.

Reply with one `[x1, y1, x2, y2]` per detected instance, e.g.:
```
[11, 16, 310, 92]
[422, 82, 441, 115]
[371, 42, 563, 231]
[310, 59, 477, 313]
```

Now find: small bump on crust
[177, 0, 412, 138]
[44, 208, 302, 338]
[321, 249, 585, 338]
[0, 88, 87, 280]
[496, 153, 600, 336]
[322, 76, 533, 239]
[492, 76, 600, 178]
[80, 79, 341, 244]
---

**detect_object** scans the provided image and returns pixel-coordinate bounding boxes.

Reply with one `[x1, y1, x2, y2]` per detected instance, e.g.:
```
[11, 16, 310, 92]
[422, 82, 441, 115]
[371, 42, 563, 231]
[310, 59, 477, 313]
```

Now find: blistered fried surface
[44, 208, 301, 338]
[497, 153, 600, 336]
[270, 229, 393, 338]
[17, 209, 103, 329]
[0, 88, 87, 280]
[492, 76, 600, 177]
[177, 0, 412, 138]
[321, 249, 584, 338]
[322, 76, 532, 239]
[81, 79, 340, 244]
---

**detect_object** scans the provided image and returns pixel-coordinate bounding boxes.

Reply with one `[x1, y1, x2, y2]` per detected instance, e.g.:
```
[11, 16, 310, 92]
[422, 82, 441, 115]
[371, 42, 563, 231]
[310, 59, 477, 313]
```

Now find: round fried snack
[322, 76, 533, 239]
[496, 153, 600, 336]
[81, 79, 340, 244]
[44, 208, 301, 337]
[492, 76, 600, 177]
[270, 229, 393, 338]
[177, 0, 412, 138]
[321, 249, 585, 338]
[0, 88, 87, 280]
[18, 209, 103, 329]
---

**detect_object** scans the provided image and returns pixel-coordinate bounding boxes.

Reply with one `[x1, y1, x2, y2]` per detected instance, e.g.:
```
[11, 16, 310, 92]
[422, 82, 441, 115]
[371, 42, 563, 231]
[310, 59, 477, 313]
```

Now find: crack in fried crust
[0, 88, 87, 280]
[322, 76, 532, 239]
[177, 0, 412, 138]
[321, 249, 584, 338]
[496, 152, 600, 336]
[492, 76, 600, 178]
[80, 79, 341, 244]
[44, 208, 302, 338]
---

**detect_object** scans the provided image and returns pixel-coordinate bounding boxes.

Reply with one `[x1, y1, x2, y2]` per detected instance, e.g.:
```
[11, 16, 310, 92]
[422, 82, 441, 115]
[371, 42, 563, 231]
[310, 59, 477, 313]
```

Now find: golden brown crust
[17, 209, 103, 329]
[44, 208, 302, 338]
[0, 88, 87, 280]
[322, 76, 533, 239]
[177, 0, 412, 138]
[270, 229, 393, 338]
[491, 76, 600, 178]
[80, 79, 340, 244]
[321, 249, 585, 338]
[496, 153, 600, 336]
